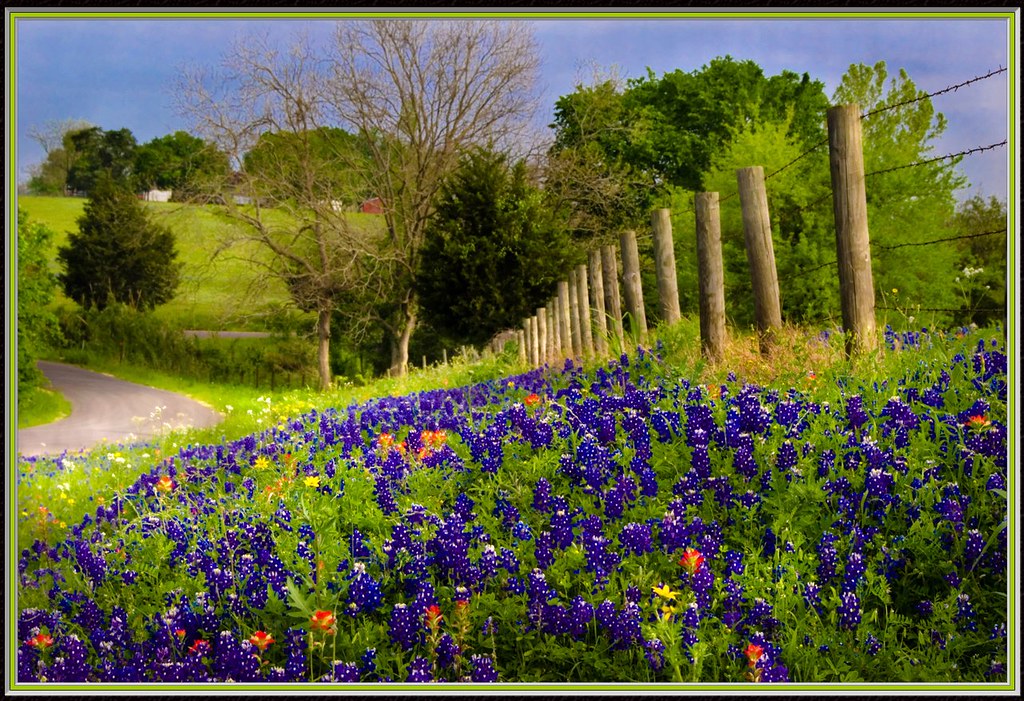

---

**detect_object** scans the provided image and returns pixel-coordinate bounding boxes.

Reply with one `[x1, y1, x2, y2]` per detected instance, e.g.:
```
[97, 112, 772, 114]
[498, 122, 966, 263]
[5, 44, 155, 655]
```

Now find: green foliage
[16, 209, 63, 389]
[57, 176, 182, 311]
[623, 57, 828, 190]
[133, 131, 230, 195]
[66, 126, 138, 193]
[417, 148, 573, 346]
[547, 56, 830, 243]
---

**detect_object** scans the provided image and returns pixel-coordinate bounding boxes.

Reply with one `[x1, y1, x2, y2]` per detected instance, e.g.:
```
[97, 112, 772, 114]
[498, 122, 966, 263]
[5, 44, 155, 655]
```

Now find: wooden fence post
[619, 229, 649, 345]
[736, 166, 783, 353]
[530, 316, 540, 366]
[568, 268, 582, 357]
[588, 249, 609, 357]
[695, 192, 727, 362]
[537, 307, 548, 366]
[517, 329, 526, 363]
[651, 208, 682, 325]
[546, 300, 557, 363]
[557, 281, 572, 357]
[828, 103, 878, 355]
[601, 244, 625, 351]
[576, 264, 594, 357]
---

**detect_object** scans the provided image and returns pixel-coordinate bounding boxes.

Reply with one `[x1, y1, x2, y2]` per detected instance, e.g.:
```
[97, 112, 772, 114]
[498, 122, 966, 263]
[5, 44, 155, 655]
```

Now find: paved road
[17, 361, 223, 458]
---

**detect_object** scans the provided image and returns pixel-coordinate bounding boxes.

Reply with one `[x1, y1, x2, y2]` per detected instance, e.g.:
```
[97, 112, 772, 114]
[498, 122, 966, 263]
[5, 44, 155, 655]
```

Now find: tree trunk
[388, 310, 416, 377]
[317, 307, 332, 390]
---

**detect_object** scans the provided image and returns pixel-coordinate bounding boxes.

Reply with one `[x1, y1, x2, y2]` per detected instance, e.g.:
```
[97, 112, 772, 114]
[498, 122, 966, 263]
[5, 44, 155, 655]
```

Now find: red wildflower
[249, 630, 275, 652]
[26, 633, 54, 649]
[156, 475, 175, 493]
[744, 642, 764, 668]
[310, 610, 337, 633]
[424, 604, 443, 629]
[175, 629, 186, 641]
[965, 415, 992, 431]
[189, 639, 210, 655]
[679, 547, 705, 575]
[524, 393, 541, 407]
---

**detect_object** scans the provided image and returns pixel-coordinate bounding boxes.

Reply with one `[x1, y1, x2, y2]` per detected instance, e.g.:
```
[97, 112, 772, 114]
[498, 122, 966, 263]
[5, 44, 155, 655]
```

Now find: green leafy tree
[57, 175, 182, 310]
[833, 61, 966, 327]
[133, 131, 230, 195]
[546, 57, 829, 242]
[66, 126, 138, 193]
[417, 148, 572, 346]
[17, 209, 62, 388]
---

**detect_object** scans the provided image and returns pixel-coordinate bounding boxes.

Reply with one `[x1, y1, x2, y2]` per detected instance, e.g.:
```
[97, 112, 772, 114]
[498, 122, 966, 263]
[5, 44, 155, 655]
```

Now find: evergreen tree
[57, 175, 182, 311]
[417, 148, 572, 346]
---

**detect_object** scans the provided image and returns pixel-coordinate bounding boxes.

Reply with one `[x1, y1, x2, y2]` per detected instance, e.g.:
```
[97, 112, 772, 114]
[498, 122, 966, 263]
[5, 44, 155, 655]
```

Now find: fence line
[497, 66, 1006, 368]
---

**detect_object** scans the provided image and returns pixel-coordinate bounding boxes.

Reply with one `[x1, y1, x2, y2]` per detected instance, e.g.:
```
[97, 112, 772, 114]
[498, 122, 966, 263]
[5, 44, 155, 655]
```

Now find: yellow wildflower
[304, 475, 321, 489]
[253, 455, 271, 471]
[652, 583, 679, 600]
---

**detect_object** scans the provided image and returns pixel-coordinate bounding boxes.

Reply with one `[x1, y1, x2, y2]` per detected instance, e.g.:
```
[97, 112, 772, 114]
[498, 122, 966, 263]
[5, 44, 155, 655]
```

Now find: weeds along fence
[497, 66, 1009, 367]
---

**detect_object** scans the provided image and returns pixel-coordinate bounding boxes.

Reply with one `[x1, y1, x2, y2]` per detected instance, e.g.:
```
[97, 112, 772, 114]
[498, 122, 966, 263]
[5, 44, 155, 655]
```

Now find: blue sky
[10, 11, 1015, 200]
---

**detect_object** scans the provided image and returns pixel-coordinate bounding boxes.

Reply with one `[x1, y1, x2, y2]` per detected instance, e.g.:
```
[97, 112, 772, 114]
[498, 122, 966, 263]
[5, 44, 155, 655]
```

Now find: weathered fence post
[601, 244, 625, 351]
[651, 208, 682, 325]
[530, 316, 540, 366]
[619, 229, 649, 345]
[736, 166, 783, 353]
[546, 300, 557, 363]
[695, 192, 727, 362]
[517, 329, 526, 363]
[588, 249, 609, 357]
[521, 319, 531, 364]
[557, 281, 572, 357]
[828, 103, 878, 356]
[568, 268, 582, 357]
[576, 264, 594, 357]
[537, 307, 548, 366]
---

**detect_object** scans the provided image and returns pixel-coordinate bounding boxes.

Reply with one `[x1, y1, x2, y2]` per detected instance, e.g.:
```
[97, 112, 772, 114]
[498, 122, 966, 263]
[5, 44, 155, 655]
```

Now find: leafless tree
[175, 31, 370, 390]
[325, 19, 541, 376]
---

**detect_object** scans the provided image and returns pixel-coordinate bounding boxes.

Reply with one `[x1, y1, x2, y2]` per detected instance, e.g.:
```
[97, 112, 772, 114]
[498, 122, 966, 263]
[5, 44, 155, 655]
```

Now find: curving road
[17, 361, 223, 458]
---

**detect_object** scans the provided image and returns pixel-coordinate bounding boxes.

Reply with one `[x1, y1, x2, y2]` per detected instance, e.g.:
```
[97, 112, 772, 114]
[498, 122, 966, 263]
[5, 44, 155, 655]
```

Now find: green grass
[18, 196, 384, 332]
[17, 384, 72, 428]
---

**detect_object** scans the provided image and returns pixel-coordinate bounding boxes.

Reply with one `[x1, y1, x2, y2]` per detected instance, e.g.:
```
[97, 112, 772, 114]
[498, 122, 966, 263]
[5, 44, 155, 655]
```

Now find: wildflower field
[13, 326, 1011, 689]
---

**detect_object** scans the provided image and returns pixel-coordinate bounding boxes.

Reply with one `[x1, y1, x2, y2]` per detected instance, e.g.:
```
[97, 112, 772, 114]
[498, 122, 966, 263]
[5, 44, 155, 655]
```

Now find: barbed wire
[865, 140, 1007, 178]
[861, 66, 1007, 120]
[874, 228, 1007, 251]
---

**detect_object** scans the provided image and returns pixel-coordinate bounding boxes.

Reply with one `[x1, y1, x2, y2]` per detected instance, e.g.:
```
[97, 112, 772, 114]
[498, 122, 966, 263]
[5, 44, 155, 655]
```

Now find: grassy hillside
[17, 196, 382, 331]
